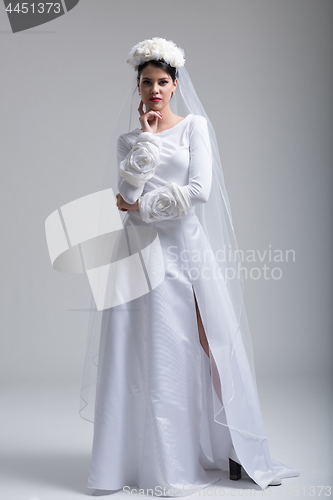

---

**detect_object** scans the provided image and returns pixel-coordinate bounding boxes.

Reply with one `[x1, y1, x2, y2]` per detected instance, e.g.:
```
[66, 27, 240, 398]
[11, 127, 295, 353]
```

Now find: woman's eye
[142, 80, 168, 85]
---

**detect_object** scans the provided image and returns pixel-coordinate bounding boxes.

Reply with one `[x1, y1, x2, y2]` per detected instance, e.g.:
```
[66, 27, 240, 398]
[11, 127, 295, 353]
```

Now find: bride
[84, 37, 300, 496]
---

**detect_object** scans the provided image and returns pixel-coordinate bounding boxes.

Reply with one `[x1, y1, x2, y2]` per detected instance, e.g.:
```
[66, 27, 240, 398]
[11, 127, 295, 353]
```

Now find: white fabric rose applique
[138, 182, 192, 223]
[119, 132, 163, 188]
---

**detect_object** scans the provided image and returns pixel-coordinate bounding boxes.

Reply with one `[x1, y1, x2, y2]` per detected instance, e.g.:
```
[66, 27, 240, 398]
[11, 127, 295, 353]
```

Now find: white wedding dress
[86, 114, 300, 494]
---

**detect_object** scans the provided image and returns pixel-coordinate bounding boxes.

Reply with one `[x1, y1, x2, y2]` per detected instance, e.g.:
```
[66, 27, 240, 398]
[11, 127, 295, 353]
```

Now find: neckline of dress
[135, 113, 192, 135]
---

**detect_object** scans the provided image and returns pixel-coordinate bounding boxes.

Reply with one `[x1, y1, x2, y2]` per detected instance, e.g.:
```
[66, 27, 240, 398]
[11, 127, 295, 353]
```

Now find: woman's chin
[147, 101, 163, 109]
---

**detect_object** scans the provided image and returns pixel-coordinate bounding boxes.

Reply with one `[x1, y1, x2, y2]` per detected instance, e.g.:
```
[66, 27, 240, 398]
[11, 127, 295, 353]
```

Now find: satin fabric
[87, 115, 300, 494]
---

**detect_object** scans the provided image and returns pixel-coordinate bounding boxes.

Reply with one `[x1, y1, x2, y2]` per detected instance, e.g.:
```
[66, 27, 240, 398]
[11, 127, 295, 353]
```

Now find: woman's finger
[146, 110, 161, 119]
[139, 110, 162, 131]
[138, 100, 144, 117]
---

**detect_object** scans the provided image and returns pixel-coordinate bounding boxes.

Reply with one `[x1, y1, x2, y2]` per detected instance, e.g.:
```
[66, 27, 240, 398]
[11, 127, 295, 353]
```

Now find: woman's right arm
[117, 132, 163, 205]
[138, 115, 212, 223]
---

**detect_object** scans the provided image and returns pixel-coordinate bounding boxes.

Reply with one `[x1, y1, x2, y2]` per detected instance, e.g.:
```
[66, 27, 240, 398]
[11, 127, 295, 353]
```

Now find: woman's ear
[173, 78, 178, 92]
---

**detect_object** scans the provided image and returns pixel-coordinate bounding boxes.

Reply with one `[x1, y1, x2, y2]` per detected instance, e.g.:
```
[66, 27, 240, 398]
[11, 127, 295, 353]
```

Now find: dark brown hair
[137, 59, 178, 82]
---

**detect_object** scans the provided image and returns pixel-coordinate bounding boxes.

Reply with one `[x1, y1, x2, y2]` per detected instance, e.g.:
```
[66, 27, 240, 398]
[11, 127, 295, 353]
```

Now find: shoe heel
[229, 458, 241, 480]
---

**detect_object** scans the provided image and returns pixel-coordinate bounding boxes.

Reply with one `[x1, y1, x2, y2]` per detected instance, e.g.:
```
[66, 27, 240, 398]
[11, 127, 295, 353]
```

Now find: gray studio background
[1, 0, 332, 498]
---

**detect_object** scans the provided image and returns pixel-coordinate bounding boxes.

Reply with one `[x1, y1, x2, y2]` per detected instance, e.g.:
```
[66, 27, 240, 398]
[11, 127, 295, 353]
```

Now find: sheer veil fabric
[78, 61, 300, 490]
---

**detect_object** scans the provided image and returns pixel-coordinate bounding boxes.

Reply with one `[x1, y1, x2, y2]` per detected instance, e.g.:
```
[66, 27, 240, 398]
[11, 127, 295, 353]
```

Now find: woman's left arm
[138, 116, 212, 223]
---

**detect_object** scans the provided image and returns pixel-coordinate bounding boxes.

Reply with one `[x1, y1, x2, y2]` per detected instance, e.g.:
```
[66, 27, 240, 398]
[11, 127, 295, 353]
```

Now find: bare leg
[193, 288, 209, 357]
[192, 287, 223, 405]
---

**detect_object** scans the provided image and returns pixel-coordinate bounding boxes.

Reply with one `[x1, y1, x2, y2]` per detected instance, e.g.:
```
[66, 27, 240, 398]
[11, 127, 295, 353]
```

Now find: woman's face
[137, 63, 177, 112]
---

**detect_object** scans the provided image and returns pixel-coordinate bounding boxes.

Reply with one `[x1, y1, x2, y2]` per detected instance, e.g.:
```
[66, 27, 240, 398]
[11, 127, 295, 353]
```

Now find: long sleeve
[138, 116, 212, 223]
[117, 132, 163, 205]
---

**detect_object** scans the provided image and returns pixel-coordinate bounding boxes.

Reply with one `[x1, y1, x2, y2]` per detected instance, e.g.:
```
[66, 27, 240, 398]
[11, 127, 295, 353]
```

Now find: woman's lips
[149, 98, 161, 101]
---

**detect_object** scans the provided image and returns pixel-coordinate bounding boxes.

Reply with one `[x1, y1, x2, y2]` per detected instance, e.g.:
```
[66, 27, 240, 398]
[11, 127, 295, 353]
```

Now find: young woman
[83, 37, 300, 496]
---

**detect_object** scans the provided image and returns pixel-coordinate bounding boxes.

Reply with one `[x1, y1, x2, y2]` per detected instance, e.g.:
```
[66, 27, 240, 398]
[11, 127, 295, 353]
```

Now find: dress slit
[191, 285, 223, 406]
[192, 285, 209, 358]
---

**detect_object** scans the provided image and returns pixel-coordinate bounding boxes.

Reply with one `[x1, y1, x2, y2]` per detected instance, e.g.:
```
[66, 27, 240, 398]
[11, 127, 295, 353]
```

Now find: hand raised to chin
[138, 100, 163, 134]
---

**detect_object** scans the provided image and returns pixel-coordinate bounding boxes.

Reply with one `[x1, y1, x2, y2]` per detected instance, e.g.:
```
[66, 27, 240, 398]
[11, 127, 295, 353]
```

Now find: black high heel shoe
[229, 445, 242, 480]
[229, 445, 282, 486]
[229, 458, 241, 480]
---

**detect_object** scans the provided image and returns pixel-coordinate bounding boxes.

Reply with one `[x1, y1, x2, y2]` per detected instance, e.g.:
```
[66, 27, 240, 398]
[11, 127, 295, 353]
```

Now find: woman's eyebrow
[142, 77, 170, 80]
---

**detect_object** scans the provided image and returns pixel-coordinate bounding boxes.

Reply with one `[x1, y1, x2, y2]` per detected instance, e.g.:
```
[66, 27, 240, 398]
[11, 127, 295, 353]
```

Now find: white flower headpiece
[126, 37, 185, 71]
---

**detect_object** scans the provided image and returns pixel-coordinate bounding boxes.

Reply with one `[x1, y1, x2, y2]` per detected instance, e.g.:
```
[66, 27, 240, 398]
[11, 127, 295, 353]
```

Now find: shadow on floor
[0, 453, 265, 497]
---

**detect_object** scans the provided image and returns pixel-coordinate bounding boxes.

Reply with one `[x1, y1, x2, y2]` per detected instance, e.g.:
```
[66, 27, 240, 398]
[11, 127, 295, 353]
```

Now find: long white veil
[44, 40, 301, 490]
